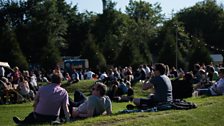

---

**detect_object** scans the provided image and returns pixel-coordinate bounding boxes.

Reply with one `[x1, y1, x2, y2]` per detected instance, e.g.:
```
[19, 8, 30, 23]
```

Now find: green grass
[1, 80, 224, 126]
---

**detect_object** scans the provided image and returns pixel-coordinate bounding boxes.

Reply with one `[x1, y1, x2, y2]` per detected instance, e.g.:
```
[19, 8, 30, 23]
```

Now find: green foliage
[92, 6, 129, 66]
[158, 28, 186, 69]
[125, 20, 154, 65]
[0, 0, 68, 70]
[0, 0, 223, 71]
[126, 0, 163, 25]
[189, 37, 212, 70]
[116, 41, 144, 67]
[81, 33, 106, 68]
[27, 0, 67, 69]
[177, 0, 224, 50]
[125, 0, 163, 65]
[0, 24, 28, 69]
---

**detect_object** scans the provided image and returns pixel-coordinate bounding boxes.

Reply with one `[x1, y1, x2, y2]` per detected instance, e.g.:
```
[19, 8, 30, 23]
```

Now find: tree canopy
[0, 0, 223, 71]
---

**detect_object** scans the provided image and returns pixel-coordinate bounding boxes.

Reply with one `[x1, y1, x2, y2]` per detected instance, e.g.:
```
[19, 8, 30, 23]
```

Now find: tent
[210, 54, 223, 65]
[0, 62, 10, 68]
[0, 62, 13, 72]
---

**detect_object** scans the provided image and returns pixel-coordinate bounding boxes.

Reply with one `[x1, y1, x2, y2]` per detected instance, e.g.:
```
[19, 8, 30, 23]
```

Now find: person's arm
[106, 100, 112, 115]
[77, 108, 94, 118]
[142, 81, 153, 90]
[62, 93, 71, 122]
[62, 103, 70, 122]
[71, 102, 90, 118]
[33, 91, 40, 111]
[79, 96, 95, 118]
[76, 111, 91, 118]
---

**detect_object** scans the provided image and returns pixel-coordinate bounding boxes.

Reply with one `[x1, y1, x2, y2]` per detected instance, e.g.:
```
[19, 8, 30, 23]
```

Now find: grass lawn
[1, 80, 224, 126]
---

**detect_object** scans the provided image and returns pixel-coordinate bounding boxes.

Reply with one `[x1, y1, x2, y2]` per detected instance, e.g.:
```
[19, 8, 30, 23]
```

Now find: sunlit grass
[1, 80, 224, 126]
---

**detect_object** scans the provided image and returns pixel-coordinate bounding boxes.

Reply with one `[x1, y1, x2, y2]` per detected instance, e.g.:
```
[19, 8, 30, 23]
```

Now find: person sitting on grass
[17, 76, 34, 100]
[71, 82, 112, 119]
[131, 63, 173, 109]
[107, 79, 134, 102]
[12, 73, 70, 125]
[195, 67, 224, 96]
[172, 72, 194, 99]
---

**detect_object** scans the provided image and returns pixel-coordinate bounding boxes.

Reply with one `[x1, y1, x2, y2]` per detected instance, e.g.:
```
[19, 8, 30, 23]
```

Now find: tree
[155, 18, 191, 70]
[93, 2, 130, 65]
[81, 33, 106, 68]
[15, 0, 67, 69]
[28, 0, 67, 69]
[0, 0, 68, 70]
[189, 37, 212, 70]
[116, 40, 144, 67]
[66, 11, 93, 57]
[125, 0, 163, 64]
[0, 24, 28, 69]
[0, 0, 28, 69]
[177, 0, 224, 52]
[126, 0, 163, 25]
[102, 0, 112, 12]
[157, 29, 186, 69]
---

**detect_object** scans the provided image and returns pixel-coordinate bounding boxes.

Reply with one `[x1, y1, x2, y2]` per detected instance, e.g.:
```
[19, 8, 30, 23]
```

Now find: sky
[66, 0, 223, 18]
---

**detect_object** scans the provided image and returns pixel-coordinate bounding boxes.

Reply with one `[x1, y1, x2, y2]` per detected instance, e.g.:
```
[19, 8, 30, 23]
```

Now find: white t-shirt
[85, 71, 95, 79]
[210, 78, 224, 95]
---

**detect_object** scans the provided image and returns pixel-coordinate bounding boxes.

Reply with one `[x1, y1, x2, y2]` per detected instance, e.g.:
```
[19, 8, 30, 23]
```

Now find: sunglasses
[152, 68, 158, 71]
[92, 87, 97, 91]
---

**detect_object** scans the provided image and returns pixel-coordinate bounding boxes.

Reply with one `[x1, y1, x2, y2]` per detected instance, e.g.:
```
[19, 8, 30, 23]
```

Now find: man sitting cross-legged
[12, 73, 70, 125]
[131, 63, 173, 109]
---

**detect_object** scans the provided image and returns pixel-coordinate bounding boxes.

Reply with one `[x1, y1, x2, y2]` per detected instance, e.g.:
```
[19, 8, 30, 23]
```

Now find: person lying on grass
[71, 82, 112, 118]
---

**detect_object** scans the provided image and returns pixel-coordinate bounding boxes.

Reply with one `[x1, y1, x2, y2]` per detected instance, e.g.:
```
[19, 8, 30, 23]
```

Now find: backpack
[170, 99, 197, 110]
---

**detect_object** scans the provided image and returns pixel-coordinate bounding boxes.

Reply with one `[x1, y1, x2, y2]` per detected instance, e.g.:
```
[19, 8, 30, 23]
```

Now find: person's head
[14, 66, 19, 71]
[218, 67, 224, 78]
[126, 81, 131, 88]
[54, 65, 60, 70]
[23, 70, 29, 77]
[194, 64, 200, 71]
[19, 76, 25, 82]
[184, 72, 194, 81]
[92, 82, 107, 96]
[154, 63, 166, 75]
[208, 66, 215, 73]
[51, 74, 62, 84]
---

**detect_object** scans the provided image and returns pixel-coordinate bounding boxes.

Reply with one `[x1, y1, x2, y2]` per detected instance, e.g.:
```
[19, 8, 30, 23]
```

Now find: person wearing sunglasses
[132, 63, 173, 108]
[72, 82, 112, 119]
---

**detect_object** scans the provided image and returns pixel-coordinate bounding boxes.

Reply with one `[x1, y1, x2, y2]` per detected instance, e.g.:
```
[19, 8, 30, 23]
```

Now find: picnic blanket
[119, 99, 197, 114]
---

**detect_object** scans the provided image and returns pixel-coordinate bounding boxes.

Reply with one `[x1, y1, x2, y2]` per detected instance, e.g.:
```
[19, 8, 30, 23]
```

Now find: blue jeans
[197, 88, 212, 96]
[22, 112, 57, 124]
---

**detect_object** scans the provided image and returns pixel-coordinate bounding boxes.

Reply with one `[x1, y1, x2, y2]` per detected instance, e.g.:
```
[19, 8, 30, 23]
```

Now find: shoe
[51, 120, 61, 125]
[13, 116, 23, 125]
[126, 104, 135, 110]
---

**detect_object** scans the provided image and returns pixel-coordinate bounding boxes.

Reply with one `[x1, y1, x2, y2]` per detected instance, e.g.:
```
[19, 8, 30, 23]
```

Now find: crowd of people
[0, 62, 224, 125]
[0, 66, 38, 104]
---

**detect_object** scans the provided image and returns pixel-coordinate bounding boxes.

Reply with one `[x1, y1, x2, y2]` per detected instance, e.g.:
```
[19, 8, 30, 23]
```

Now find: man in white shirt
[84, 69, 95, 80]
